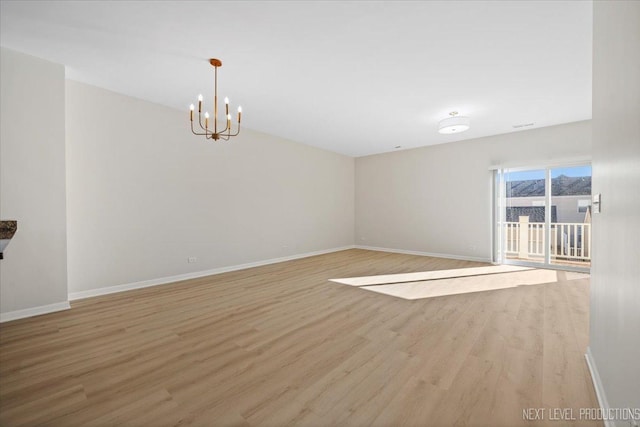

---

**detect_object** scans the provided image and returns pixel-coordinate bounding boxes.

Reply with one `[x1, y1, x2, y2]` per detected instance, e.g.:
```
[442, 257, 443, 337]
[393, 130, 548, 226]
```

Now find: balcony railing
[504, 218, 591, 262]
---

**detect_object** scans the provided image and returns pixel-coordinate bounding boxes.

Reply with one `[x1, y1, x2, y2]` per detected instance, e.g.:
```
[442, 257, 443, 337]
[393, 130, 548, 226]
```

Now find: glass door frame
[493, 162, 591, 273]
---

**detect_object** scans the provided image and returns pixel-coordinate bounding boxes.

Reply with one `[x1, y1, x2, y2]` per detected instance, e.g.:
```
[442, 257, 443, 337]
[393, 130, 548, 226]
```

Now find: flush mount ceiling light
[438, 111, 470, 134]
[189, 58, 242, 141]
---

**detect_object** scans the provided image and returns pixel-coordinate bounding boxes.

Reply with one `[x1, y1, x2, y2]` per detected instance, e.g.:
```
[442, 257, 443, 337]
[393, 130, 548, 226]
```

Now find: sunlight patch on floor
[331, 267, 590, 300]
[330, 264, 532, 287]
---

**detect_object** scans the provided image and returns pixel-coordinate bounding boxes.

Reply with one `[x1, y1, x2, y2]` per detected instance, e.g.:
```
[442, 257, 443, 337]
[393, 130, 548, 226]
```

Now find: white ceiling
[0, 1, 592, 157]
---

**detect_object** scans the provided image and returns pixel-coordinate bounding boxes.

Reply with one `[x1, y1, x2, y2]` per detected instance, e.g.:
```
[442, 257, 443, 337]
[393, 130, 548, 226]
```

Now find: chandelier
[190, 58, 242, 141]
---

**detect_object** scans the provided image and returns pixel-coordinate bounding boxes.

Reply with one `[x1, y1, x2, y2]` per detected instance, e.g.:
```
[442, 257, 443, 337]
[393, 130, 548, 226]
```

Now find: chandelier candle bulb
[189, 104, 194, 121]
[198, 94, 203, 113]
[238, 106, 242, 122]
[204, 112, 209, 129]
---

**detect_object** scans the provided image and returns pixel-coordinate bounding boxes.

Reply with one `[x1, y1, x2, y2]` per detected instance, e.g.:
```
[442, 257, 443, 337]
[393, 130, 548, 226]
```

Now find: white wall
[65, 80, 354, 295]
[355, 121, 592, 261]
[0, 48, 68, 316]
[589, 0, 640, 420]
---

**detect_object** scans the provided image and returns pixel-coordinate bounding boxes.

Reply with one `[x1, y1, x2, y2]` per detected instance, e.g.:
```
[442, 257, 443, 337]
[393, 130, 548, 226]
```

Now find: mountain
[506, 175, 591, 197]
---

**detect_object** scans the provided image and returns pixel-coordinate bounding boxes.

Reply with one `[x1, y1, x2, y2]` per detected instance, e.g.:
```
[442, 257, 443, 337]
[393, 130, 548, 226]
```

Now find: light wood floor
[0, 249, 600, 426]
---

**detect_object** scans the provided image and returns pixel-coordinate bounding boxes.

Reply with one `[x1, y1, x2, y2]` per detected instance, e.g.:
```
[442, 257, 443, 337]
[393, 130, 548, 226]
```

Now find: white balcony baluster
[504, 221, 591, 262]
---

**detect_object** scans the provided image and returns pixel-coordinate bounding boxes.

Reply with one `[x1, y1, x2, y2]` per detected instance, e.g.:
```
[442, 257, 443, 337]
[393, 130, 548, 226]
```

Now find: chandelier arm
[227, 123, 241, 137]
[197, 112, 217, 138]
[191, 121, 210, 136]
[196, 117, 203, 130]
[195, 120, 234, 138]
[197, 112, 208, 132]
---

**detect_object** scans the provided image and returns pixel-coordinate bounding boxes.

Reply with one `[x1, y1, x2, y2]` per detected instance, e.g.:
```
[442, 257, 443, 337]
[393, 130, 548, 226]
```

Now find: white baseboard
[0, 301, 71, 323]
[3, 245, 484, 320]
[585, 347, 614, 427]
[69, 245, 356, 301]
[354, 245, 492, 263]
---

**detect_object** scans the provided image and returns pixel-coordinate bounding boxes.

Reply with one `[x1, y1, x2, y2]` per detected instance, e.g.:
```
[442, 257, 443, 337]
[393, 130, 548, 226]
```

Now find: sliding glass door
[502, 169, 547, 264]
[549, 165, 592, 268]
[494, 164, 592, 271]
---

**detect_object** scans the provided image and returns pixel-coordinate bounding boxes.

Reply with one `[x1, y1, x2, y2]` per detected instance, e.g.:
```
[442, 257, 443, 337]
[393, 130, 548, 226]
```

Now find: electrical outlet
[188, 257, 197, 263]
